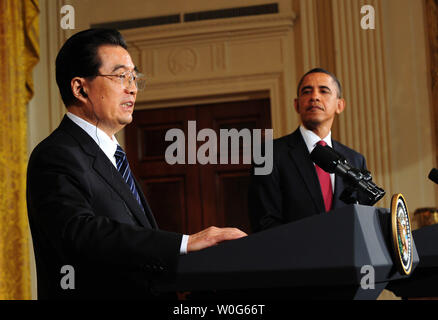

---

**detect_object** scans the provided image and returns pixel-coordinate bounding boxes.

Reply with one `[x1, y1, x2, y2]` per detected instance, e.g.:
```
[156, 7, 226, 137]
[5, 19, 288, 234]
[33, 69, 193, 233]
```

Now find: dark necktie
[114, 145, 144, 211]
[315, 140, 333, 212]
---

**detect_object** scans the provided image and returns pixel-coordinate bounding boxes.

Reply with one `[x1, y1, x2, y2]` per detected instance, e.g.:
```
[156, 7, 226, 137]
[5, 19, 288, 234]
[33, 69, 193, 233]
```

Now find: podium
[156, 205, 419, 300]
[387, 224, 438, 298]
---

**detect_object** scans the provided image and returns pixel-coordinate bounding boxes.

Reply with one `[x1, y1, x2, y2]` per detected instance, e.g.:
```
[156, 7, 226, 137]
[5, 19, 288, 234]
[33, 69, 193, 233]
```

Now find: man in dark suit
[26, 28, 246, 299]
[248, 68, 367, 232]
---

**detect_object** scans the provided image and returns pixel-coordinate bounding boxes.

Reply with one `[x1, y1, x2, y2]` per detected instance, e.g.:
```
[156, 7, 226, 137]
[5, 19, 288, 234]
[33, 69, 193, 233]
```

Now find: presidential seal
[391, 194, 413, 275]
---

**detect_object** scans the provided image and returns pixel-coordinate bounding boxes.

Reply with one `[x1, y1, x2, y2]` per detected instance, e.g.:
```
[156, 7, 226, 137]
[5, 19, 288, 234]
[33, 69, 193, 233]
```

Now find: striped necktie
[114, 145, 144, 211]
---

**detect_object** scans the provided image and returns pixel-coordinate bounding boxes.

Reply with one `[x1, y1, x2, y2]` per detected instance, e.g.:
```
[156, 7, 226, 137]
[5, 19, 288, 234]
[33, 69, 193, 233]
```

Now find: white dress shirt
[66, 112, 189, 254]
[299, 125, 335, 193]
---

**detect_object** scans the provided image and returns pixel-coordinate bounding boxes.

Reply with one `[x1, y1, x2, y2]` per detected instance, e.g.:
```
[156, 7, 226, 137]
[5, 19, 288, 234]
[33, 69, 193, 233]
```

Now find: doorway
[125, 99, 271, 235]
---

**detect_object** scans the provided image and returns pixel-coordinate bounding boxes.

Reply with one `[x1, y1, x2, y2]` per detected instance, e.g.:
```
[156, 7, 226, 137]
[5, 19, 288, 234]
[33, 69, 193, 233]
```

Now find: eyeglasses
[95, 70, 146, 91]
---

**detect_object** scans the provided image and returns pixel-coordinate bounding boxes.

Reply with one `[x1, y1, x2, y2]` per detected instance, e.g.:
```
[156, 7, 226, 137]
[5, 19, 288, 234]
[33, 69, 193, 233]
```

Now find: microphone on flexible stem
[310, 144, 385, 206]
[429, 168, 438, 184]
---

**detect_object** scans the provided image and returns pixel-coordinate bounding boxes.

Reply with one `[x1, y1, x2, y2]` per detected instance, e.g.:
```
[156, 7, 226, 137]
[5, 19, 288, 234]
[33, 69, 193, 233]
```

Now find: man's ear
[294, 98, 300, 113]
[336, 98, 346, 115]
[71, 77, 88, 104]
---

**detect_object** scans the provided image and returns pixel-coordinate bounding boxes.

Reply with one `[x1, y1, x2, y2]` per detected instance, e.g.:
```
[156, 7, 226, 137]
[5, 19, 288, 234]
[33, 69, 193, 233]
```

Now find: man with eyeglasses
[26, 28, 246, 300]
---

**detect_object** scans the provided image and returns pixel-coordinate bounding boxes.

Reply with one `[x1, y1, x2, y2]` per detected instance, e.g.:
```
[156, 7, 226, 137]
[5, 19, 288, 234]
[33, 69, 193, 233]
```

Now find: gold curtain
[0, 0, 39, 299]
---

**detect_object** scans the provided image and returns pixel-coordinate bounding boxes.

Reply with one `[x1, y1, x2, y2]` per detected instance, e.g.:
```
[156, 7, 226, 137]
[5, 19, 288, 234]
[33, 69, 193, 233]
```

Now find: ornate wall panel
[122, 13, 298, 138]
[425, 0, 438, 171]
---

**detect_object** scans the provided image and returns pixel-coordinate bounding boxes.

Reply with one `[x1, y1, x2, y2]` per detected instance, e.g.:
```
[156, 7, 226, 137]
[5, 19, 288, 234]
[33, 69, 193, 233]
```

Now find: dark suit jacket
[26, 116, 182, 299]
[248, 128, 367, 232]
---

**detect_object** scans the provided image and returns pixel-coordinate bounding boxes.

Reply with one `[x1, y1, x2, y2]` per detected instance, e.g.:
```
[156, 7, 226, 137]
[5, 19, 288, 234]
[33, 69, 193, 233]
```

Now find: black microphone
[309, 143, 346, 173]
[429, 168, 438, 184]
[310, 144, 385, 205]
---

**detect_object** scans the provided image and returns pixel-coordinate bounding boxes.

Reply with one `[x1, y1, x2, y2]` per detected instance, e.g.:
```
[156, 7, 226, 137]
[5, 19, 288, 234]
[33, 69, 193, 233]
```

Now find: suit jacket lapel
[132, 176, 159, 229]
[287, 129, 325, 213]
[332, 140, 346, 209]
[92, 154, 154, 228]
[59, 116, 154, 228]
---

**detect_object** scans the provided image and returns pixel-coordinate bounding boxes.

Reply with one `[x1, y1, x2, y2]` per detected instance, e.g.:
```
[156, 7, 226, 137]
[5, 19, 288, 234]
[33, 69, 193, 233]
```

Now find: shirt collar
[299, 125, 332, 154]
[66, 112, 119, 165]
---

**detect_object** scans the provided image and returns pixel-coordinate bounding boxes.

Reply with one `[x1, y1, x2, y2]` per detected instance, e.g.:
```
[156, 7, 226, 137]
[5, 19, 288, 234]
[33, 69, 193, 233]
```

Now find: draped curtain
[0, 0, 39, 299]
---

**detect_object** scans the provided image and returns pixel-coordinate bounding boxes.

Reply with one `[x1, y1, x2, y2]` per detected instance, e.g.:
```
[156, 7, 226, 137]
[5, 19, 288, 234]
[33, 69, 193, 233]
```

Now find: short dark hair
[296, 67, 342, 98]
[55, 28, 128, 107]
